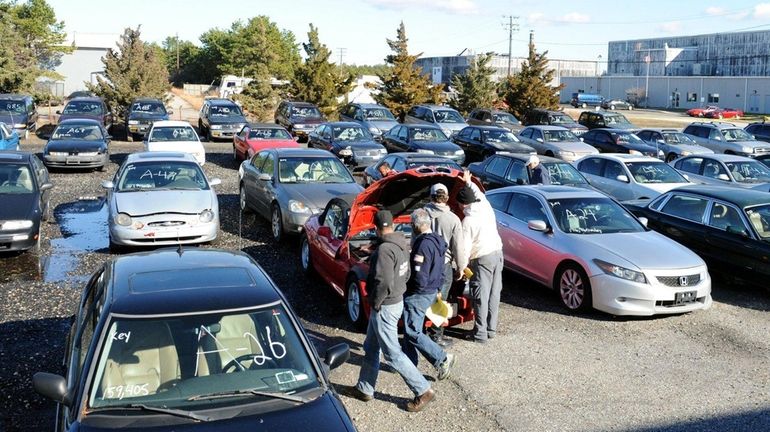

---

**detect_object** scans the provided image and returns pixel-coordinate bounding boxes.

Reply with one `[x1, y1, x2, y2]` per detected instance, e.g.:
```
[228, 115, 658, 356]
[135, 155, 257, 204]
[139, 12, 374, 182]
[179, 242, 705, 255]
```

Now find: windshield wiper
[92, 403, 211, 421]
[187, 388, 309, 404]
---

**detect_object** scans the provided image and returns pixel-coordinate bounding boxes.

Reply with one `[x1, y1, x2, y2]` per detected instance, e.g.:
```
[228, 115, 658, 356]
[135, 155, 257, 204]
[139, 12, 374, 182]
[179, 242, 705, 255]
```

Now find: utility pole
[175, 32, 180, 77]
[337, 48, 347, 66]
[502, 15, 519, 76]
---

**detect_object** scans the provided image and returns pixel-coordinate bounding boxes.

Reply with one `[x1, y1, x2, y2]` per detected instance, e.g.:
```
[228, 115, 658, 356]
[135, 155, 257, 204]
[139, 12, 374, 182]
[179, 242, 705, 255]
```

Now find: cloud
[363, 0, 478, 14]
[657, 21, 682, 34]
[559, 12, 590, 23]
[705, 6, 726, 15]
[754, 3, 770, 19]
[527, 11, 590, 25]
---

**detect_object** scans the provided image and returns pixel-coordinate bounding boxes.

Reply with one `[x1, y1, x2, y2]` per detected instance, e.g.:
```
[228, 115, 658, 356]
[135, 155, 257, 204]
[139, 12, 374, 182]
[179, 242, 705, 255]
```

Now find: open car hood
[347, 166, 482, 237]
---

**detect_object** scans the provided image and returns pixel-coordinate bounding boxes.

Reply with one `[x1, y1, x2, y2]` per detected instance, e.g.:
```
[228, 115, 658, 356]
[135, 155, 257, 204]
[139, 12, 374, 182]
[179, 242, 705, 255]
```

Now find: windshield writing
[117, 162, 207, 191]
[625, 162, 687, 183]
[550, 198, 644, 234]
[51, 125, 103, 141]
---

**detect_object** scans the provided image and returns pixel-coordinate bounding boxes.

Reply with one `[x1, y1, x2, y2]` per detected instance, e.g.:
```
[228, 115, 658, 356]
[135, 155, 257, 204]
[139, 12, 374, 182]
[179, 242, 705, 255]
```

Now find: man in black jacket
[352, 210, 436, 412]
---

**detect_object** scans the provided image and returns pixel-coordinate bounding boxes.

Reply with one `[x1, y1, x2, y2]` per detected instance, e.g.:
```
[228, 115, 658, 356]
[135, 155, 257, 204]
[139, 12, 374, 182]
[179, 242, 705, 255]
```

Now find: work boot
[437, 353, 456, 381]
[406, 388, 436, 412]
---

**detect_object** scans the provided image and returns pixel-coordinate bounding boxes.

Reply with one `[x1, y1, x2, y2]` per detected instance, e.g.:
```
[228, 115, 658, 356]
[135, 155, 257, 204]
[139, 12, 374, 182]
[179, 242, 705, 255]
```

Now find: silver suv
[404, 104, 468, 137]
[682, 122, 770, 158]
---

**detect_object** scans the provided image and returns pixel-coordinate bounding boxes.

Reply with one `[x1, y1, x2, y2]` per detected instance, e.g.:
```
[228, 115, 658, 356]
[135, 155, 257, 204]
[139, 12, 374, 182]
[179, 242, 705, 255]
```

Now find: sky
[46, 0, 770, 66]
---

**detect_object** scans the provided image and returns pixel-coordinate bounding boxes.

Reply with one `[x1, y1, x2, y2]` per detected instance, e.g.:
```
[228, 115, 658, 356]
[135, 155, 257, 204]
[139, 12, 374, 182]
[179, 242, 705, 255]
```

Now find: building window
[708, 93, 720, 103]
[687, 93, 697, 102]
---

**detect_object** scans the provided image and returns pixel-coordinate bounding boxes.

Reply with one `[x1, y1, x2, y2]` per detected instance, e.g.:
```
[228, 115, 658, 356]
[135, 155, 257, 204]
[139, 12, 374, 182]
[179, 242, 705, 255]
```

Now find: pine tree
[234, 78, 285, 122]
[87, 27, 169, 122]
[291, 24, 353, 118]
[449, 53, 498, 116]
[500, 37, 563, 119]
[374, 22, 443, 120]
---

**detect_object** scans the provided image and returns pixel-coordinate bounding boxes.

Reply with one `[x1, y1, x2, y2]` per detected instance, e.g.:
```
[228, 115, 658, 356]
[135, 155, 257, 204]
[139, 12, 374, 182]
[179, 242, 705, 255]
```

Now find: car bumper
[109, 216, 218, 246]
[127, 124, 153, 136]
[209, 130, 239, 139]
[43, 153, 109, 168]
[0, 229, 39, 252]
[589, 271, 712, 316]
[284, 211, 318, 234]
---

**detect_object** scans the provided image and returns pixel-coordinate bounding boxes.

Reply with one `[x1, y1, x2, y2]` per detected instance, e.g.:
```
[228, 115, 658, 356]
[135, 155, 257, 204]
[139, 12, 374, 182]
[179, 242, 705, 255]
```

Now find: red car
[686, 105, 719, 117]
[300, 167, 480, 329]
[232, 123, 298, 161]
[704, 108, 744, 119]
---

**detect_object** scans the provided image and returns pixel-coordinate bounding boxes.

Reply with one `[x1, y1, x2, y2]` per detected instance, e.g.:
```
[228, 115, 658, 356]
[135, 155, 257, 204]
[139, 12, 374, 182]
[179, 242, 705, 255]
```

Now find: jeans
[439, 262, 452, 300]
[402, 292, 447, 368]
[469, 250, 503, 341]
[356, 302, 431, 397]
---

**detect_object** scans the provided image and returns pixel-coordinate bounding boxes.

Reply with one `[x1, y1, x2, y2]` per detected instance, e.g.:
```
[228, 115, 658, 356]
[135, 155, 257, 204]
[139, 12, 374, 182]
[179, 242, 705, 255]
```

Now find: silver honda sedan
[487, 185, 712, 316]
[102, 152, 220, 251]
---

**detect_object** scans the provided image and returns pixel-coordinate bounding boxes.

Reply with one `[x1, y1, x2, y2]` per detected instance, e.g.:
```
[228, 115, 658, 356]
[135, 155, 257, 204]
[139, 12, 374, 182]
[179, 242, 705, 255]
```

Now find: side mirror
[616, 174, 630, 183]
[324, 343, 350, 370]
[638, 216, 649, 228]
[208, 178, 222, 187]
[55, 110, 61, 115]
[657, 139, 666, 144]
[682, 174, 690, 181]
[484, 118, 492, 123]
[33, 372, 71, 405]
[167, 109, 174, 115]
[258, 173, 272, 182]
[536, 138, 544, 143]
[106, 135, 113, 141]
[717, 173, 730, 181]
[713, 136, 722, 141]
[527, 219, 549, 232]
[317, 226, 332, 238]
[726, 225, 749, 237]
[40, 183, 54, 191]
[515, 178, 525, 185]
[101, 180, 114, 189]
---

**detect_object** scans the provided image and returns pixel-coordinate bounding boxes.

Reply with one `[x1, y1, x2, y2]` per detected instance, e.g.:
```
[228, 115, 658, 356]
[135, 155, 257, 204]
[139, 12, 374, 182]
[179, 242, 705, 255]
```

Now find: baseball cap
[374, 210, 393, 229]
[430, 183, 448, 196]
[456, 185, 479, 204]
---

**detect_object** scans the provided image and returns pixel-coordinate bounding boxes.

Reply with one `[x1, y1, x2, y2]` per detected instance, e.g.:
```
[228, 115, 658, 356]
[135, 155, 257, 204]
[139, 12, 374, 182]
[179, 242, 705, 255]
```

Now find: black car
[467, 152, 593, 190]
[625, 185, 770, 286]
[581, 128, 661, 158]
[466, 108, 523, 132]
[755, 154, 770, 169]
[43, 119, 111, 170]
[0, 151, 52, 252]
[522, 108, 587, 136]
[33, 248, 355, 431]
[381, 124, 465, 165]
[275, 101, 326, 141]
[578, 111, 638, 131]
[198, 98, 247, 141]
[0, 93, 38, 140]
[745, 121, 770, 143]
[58, 97, 113, 132]
[362, 152, 462, 186]
[125, 98, 170, 141]
[308, 122, 386, 170]
[451, 125, 533, 164]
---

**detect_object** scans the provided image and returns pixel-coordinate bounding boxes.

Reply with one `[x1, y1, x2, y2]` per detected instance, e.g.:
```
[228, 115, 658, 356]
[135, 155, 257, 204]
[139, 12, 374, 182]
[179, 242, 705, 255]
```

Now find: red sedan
[300, 167, 480, 329]
[704, 108, 743, 119]
[686, 105, 719, 117]
[232, 123, 298, 161]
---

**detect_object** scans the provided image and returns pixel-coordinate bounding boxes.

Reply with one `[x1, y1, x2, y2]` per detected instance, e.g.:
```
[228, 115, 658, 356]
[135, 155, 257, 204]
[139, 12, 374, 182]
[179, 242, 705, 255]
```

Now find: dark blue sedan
[381, 124, 465, 165]
[43, 119, 111, 170]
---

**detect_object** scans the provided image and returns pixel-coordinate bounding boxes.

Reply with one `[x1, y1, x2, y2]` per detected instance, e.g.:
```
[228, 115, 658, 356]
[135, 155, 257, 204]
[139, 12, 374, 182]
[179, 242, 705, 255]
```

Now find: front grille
[656, 274, 701, 287]
[355, 149, 381, 157]
[133, 235, 202, 243]
[754, 148, 770, 154]
[436, 150, 457, 157]
[147, 221, 186, 227]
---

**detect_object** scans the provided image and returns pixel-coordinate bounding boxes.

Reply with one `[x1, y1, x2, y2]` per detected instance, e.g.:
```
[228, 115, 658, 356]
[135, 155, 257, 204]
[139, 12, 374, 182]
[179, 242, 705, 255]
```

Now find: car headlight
[1, 220, 33, 230]
[289, 200, 312, 214]
[628, 150, 642, 155]
[416, 149, 435, 154]
[210, 125, 222, 130]
[199, 209, 215, 223]
[559, 150, 576, 157]
[742, 146, 755, 153]
[369, 126, 380, 135]
[455, 149, 464, 155]
[13, 123, 25, 128]
[680, 151, 691, 156]
[339, 147, 353, 156]
[378, 148, 387, 154]
[128, 120, 139, 125]
[48, 151, 67, 156]
[594, 259, 647, 284]
[116, 213, 132, 226]
[79, 152, 98, 156]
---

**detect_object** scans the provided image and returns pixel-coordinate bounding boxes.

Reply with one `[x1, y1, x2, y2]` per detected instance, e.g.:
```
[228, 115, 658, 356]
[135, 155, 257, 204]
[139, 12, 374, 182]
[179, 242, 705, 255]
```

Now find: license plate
[66, 156, 78, 165]
[674, 291, 697, 305]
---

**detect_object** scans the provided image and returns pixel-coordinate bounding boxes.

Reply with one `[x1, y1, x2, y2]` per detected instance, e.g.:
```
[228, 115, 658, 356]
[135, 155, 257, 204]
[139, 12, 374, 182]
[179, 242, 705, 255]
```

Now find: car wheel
[300, 235, 316, 277]
[555, 264, 591, 312]
[610, 105, 615, 110]
[271, 203, 283, 243]
[545, 151, 554, 157]
[239, 184, 252, 214]
[207, 128, 213, 142]
[346, 278, 366, 329]
[665, 153, 677, 163]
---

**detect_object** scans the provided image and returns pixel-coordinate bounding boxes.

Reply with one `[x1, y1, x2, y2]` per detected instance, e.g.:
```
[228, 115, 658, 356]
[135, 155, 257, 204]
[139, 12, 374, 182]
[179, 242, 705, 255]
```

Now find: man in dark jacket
[352, 210, 435, 412]
[527, 155, 551, 185]
[402, 208, 457, 381]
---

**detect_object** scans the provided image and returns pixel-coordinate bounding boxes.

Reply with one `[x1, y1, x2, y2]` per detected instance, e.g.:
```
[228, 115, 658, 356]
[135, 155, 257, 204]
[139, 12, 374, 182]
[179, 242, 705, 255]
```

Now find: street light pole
[645, 55, 650, 108]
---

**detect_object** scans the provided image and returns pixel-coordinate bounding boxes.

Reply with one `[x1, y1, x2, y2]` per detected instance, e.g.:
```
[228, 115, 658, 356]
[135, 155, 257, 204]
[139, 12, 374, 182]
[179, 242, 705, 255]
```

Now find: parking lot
[2, 118, 770, 431]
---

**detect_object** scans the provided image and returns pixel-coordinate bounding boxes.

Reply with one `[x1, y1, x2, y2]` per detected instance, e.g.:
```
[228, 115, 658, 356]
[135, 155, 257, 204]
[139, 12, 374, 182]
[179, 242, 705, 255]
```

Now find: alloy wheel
[560, 268, 585, 310]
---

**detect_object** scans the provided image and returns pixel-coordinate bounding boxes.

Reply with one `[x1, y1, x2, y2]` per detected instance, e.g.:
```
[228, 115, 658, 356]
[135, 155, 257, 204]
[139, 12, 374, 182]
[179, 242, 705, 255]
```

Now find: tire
[239, 184, 252, 214]
[665, 153, 677, 163]
[271, 203, 284, 243]
[545, 151, 554, 157]
[300, 235, 316, 277]
[109, 237, 124, 254]
[346, 278, 367, 329]
[555, 264, 591, 312]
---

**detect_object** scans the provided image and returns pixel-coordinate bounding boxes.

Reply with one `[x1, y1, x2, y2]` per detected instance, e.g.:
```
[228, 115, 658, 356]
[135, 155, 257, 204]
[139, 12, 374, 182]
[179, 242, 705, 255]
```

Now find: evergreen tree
[11, 0, 70, 71]
[0, 16, 37, 93]
[87, 27, 169, 122]
[500, 38, 563, 119]
[374, 22, 443, 120]
[234, 79, 287, 122]
[291, 24, 353, 118]
[449, 53, 497, 116]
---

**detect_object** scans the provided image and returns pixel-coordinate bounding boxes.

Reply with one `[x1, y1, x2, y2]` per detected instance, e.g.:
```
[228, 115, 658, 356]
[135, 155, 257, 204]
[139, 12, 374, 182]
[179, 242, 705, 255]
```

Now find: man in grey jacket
[351, 210, 435, 412]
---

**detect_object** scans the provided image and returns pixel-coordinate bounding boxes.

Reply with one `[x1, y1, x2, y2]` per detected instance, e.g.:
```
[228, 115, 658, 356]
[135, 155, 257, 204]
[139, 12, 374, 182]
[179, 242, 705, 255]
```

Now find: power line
[502, 15, 519, 76]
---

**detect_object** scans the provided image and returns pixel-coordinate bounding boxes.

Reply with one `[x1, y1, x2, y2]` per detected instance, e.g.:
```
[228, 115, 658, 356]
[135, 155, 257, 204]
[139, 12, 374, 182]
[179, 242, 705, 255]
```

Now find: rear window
[129, 267, 254, 293]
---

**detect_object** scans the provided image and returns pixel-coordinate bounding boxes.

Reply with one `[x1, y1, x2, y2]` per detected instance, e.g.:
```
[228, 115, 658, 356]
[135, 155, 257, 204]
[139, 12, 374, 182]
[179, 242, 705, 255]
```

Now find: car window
[549, 197, 644, 234]
[410, 128, 448, 142]
[251, 152, 269, 172]
[487, 192, 510, 211]
[148, 126, 197, 142]
[469, 129, 481, 141]
[708, 129, 723, 140]
[63, 101, 104, 115]
[578, 158, 605, 176]
[546, 163, 589, 186]
[280, 156, 353, 184]
[724, 161, 770, 183]
[363, 108, 395, 121]
[543, 129, 578, 142]
[746, 205, 770, 239]
[249, 128, 291, 140]
[210, 104, 243, 117]
[458, 128, 471, 138]
[290, 106, 321, 118]
[51, 124, 104, 141]
[660, 195, 708, 222]
[324, 203, 346, 238]
[482, 129, 519, 143]
[485, 156, 511, 177]
[261, 153, 275, 177]
[116, 161, 209, 191]
[392, 158, 407, 172]
[434, 110, 464, 124]
[702, 160, 728, 179]
[506, 193, 547, 222]
[519, 128, 533, 139]
[397, 127, 408, 141]
[625, 162, 687, 184]
[708, 202, 747, 232]
[637, 131, 651, 141]
[677, 157, 703, 174]
[603, 161, 625, 180]
[505, 161, 527, 183]
[0, 164, 34, 193]
[130, 101, 166, 114]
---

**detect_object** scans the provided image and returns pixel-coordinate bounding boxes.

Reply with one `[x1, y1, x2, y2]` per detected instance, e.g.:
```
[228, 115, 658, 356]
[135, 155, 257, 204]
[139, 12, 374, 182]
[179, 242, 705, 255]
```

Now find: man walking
[351, 210, 436, 412]
[457, 170, 504, 343]
[402, 208, 456, 380]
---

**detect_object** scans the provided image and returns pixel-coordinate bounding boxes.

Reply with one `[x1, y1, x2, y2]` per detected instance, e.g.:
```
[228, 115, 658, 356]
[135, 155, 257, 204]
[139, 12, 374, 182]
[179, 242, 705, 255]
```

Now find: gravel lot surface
[1, 131, 769, 431]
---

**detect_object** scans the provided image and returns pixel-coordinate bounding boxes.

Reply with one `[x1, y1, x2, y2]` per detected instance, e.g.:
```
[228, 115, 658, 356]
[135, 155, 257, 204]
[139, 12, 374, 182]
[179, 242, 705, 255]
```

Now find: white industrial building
[36, 32, 118, 97]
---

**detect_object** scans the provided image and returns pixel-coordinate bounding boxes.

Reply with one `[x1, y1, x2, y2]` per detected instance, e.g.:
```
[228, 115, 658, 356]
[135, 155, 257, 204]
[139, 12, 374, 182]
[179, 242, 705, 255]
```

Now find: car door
[500, 192, 558, 284]
[243, 151, 268, 213]
[253, 152, 276, 218]
[505, 159, 528, 185]
[313, 201, 348, 293]
[479, 155, 511, 189]
[653, 193, 710, 254]
[30, 155, 50, 213]
[394, 126, 411, 152]
[234, 126, 249, 156]
[700, 158, 732, 185]
[598, 160, 635, 200]
[704, 200, 762, 274]
[527, 128, 546, 154]
[466, 128, 484, 160]
[576, 157, 606, 189]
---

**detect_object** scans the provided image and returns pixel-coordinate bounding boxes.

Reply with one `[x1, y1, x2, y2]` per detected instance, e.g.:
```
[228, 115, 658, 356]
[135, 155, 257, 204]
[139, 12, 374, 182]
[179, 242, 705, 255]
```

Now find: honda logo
[679, 276, 689, 287]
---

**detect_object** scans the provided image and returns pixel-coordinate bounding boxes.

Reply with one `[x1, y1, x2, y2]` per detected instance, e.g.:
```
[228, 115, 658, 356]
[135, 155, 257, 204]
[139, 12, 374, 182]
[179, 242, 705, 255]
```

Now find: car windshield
[543, 129, 579, 142]
[0, 164, 34, 194]
[332, 126, 370, 141]
[149, 126, 198, 142]
[482, 129, 520, 143]
[62, 101, 103, 115]
[549, 197, 644, 234]
[87, 303, 319, 411]
[210, 105, 242, 117]
[364, 108, 395, 121]
[434, 110, 464, 124]
[492, 113, 518, 124]
[661, 132, 696, 145]
[544, 163, 588, 186]
[604, 114, 631, 126]
[116, 161, 208, 191]
[249, 128, 291, 140]
[291, 106, 322, 119]
[278, 156, 354, 184]
[549, 114, 575, 125]
[746, 204, 770, 241]
[625, 162, 688, 183]
[611, 132, 643, 143]
[131, 102, 166, 114]
[722, 128, 753, 142]
[724, 161, 770, 183]
[51, 124, 104, 141]
[410, 128, 448, 142]
[0, 100, 25, 114]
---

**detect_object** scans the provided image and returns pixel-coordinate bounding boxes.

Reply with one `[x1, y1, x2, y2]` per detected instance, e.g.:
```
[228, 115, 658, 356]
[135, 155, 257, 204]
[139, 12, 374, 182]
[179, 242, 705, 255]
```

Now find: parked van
[570, 93, 603, 109]
[0, 94, 37, 140]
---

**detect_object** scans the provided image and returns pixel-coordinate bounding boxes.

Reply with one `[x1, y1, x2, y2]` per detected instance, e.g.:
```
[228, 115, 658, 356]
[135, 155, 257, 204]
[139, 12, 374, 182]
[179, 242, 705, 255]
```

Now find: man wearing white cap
[526, 155, 551, 185]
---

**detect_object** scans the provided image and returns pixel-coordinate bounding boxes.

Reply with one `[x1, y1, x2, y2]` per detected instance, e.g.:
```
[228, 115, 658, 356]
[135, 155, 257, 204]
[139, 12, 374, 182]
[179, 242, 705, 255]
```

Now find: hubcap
[347, 282, 360, 322]
[560, 269, 584, 310]
[272, 207, 281, 238]
[301, 239, 310, 270]
[239, 188, 246, 210]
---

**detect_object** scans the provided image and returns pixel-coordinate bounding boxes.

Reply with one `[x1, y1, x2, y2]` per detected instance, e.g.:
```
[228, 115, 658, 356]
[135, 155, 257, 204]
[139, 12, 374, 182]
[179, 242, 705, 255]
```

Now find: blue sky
[47, 0, 770, 66]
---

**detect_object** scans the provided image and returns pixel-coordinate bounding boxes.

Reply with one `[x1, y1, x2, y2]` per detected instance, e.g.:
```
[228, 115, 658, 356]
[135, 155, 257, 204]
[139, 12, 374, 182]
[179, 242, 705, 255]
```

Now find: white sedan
[575, 154, 691, 201]
[144, 120, 206, 165]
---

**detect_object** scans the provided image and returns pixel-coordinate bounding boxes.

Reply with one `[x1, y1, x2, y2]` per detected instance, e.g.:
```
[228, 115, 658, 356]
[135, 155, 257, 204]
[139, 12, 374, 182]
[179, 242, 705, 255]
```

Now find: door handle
[499, 221, 510, 228]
